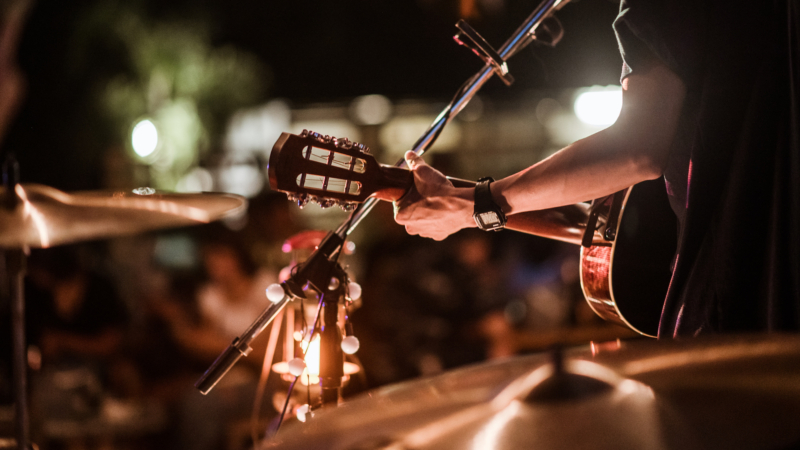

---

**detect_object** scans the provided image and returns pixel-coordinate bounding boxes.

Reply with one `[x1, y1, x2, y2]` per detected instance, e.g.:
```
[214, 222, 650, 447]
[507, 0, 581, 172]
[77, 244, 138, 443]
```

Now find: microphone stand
[196, 0, 572, 399]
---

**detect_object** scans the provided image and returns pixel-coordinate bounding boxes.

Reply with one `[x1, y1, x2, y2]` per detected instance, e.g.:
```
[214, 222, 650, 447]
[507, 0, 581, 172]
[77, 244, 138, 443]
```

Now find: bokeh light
[574, 87, 622, 126]
[131, 119, 158, 157]
[349, 94, 393, 125]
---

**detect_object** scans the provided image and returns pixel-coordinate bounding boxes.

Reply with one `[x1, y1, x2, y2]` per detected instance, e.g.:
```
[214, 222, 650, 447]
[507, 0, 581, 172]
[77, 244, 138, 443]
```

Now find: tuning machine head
[339, 202, 357, 212]
[286, 193, 309, 208]
[301, 129, 370, 154]
[317, 199, 335, 209]
[354, 142, 370, 154]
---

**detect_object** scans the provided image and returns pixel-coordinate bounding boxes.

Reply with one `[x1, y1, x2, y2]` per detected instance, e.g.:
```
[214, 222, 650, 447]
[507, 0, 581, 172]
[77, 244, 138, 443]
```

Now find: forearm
[493, 63, 686, 214]
[395, 62, 685, 240]
[492, 126, 660, 213]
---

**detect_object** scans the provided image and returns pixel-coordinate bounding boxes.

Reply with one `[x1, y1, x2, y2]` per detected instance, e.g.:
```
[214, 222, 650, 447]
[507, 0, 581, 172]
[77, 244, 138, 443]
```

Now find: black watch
[473, 177, 506, 231]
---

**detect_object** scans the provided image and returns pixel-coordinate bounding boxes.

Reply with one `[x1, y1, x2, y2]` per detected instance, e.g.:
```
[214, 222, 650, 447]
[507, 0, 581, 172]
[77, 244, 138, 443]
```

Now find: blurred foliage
[70, 0, 270, 189]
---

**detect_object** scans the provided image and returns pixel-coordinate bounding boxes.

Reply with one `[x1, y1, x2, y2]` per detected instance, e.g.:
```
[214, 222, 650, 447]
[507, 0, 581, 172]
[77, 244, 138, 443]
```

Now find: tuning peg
[296, 194, 309, 209]
[340, 202, 357, 212]
[307, 195, 320, 205]
[335, 137, 351, 149]
[300, 129, 309, 137]
[286, 194, 298, 202]
[318, 199, 335, 209]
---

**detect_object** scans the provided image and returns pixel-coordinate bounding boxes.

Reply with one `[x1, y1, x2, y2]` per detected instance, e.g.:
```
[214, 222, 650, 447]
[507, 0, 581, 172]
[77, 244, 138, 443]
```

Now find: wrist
[453, 187, 478, 229]
[473, 177, 507, 231]
[488, 177, 513, 214]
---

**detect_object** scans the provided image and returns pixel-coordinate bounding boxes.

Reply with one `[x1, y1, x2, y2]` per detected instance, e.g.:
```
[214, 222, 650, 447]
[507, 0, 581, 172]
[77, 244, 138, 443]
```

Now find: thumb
[405, 151, 425, 170]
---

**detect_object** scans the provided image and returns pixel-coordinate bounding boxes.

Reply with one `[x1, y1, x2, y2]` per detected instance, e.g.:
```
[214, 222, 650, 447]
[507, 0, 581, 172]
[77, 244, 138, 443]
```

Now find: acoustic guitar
[268, 130, 676, 337]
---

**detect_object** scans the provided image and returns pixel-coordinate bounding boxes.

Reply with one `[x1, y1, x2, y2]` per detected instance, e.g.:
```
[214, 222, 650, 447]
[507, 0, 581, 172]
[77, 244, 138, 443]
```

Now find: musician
[395, 0, 800, 337]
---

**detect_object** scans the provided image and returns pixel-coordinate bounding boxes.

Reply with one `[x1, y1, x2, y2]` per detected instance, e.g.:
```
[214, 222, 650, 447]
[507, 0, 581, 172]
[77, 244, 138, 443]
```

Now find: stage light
[341, 336, 360, 355]
[287, 358, 306, 377]
[303, 335, 321, 377]
[266, 283, 286, 303]
[348, 281, 361, 300]
[573, 87, 622, 126]
[131, 119, 159, 157]
[296, 404, 310, 422]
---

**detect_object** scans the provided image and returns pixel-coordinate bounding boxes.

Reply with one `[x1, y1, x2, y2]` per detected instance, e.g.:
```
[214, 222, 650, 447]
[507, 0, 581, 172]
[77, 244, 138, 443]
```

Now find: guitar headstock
[268, 130, 411, 210]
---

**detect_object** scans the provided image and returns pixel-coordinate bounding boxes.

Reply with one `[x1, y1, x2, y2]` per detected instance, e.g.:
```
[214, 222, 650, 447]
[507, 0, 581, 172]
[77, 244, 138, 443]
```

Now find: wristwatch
[473, 177, 506, 231]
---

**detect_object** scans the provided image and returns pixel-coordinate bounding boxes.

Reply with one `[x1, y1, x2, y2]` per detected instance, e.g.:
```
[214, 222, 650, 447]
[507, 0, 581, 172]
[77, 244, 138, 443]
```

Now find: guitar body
[580, 179, 678, 337]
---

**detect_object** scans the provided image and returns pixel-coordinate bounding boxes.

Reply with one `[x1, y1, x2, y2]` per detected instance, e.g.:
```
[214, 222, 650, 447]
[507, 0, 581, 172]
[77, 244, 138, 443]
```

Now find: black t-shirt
[614, 0, 800, 336]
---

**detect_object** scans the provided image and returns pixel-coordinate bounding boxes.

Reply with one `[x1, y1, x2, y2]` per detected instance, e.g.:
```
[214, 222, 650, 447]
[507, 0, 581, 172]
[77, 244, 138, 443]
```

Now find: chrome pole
[341, 0, 570, 235]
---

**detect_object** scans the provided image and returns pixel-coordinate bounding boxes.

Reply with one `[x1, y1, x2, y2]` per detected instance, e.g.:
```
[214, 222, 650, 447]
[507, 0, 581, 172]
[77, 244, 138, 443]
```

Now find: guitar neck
[374, 166, 591, 246]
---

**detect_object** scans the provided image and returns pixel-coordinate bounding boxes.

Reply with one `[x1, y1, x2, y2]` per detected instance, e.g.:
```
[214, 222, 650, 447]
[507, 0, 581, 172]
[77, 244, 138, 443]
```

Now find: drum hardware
[0, 156, 246, 450]
[270, 335, 800, 450]
[3, 156, 29, 450]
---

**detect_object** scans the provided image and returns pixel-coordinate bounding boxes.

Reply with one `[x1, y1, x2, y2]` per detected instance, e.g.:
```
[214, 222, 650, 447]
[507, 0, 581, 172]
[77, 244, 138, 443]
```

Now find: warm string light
[269, 258, 363, 427]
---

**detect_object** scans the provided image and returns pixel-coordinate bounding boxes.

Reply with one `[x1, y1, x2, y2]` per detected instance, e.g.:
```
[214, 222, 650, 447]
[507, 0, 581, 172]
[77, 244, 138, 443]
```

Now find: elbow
[604, 121, 669, 182]
[631, 151, 666, 180]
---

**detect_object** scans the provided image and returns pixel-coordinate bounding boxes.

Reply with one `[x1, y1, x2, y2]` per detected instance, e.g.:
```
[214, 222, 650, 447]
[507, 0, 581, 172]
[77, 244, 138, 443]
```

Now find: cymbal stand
[2, 156, 30, 450]
[196, 0, 572, 411]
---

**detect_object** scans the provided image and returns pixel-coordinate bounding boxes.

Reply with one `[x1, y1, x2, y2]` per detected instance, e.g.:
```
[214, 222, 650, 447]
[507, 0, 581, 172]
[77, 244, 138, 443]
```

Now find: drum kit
[4, 175, 800, 450]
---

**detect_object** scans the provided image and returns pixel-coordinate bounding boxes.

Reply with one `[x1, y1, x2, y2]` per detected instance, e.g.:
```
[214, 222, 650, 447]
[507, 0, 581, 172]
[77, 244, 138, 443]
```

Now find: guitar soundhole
[295, 174, 361, 195]
[302, 146, 366, 173]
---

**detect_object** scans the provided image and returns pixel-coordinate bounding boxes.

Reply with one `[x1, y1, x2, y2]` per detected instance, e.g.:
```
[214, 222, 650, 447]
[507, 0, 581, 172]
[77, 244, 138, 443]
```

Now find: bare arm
[395, 60, 686, 240]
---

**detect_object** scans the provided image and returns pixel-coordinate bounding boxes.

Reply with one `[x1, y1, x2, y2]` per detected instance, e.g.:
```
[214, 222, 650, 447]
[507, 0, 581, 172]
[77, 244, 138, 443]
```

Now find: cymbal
[0, 183, 247, 248]
[270, 334, 800, 450]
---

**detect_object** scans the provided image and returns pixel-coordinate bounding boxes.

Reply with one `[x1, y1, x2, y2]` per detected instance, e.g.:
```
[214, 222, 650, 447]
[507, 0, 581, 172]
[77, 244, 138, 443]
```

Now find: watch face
[478, 211, 501, 227]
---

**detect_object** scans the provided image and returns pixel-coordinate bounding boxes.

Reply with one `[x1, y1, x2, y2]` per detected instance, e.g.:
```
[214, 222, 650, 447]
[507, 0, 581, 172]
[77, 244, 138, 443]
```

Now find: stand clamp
[454, 20, 515, 86]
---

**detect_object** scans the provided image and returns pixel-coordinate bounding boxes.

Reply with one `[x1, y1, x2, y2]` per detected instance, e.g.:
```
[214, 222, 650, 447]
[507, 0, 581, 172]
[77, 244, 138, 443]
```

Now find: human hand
[393, 151, 475, 240]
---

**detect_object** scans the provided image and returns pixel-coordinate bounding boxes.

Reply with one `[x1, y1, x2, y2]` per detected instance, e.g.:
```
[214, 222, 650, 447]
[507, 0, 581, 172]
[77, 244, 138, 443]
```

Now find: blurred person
[355, 225, 513, 387]
[23, 245, 146, 448]
[152, 224, 278, 450]
[25, 246, 131, 386]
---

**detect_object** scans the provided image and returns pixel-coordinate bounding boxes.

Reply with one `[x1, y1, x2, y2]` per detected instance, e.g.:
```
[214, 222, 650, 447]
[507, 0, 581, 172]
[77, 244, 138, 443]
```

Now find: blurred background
[0, 0, 640, 448]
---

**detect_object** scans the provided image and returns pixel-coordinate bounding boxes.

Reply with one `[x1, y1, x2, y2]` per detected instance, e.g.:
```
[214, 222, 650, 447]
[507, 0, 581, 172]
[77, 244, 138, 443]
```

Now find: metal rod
[195, 294, 292, 394]
[7, 249, 28, 450]
[319, 296, 344, 406]
[199, 0, 571, 393]
[341, 0, 569, 235]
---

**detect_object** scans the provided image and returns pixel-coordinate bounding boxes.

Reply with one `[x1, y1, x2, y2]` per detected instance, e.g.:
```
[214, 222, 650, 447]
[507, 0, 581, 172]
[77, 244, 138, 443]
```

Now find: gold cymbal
[0, 183, 247, 248]
[270, 334, 800, 450]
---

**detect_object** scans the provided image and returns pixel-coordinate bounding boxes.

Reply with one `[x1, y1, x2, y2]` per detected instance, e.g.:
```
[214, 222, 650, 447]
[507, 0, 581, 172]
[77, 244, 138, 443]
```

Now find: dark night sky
[5, 0, 622, 189]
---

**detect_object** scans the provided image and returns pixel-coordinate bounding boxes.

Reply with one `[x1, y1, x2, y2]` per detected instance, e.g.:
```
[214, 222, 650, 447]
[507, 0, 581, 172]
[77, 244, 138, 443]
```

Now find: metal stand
[3, 156, 30, 450]
[317, 265, 348, 406]
[197, 0, 572, 400]
[6, 249, 28, 450]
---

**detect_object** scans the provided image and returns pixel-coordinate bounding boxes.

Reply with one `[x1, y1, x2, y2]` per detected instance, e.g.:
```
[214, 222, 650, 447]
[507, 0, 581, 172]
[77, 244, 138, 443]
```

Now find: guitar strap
[581, 189, 626, 247]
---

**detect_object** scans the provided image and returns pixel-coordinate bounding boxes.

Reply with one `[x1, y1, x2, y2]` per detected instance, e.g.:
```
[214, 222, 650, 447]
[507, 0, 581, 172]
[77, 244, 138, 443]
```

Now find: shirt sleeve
[613, 0, 707, 86]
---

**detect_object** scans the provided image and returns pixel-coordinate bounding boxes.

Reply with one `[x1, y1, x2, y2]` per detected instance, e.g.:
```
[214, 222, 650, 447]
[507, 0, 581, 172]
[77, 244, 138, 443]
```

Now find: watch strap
[473, 177, 506, 230]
